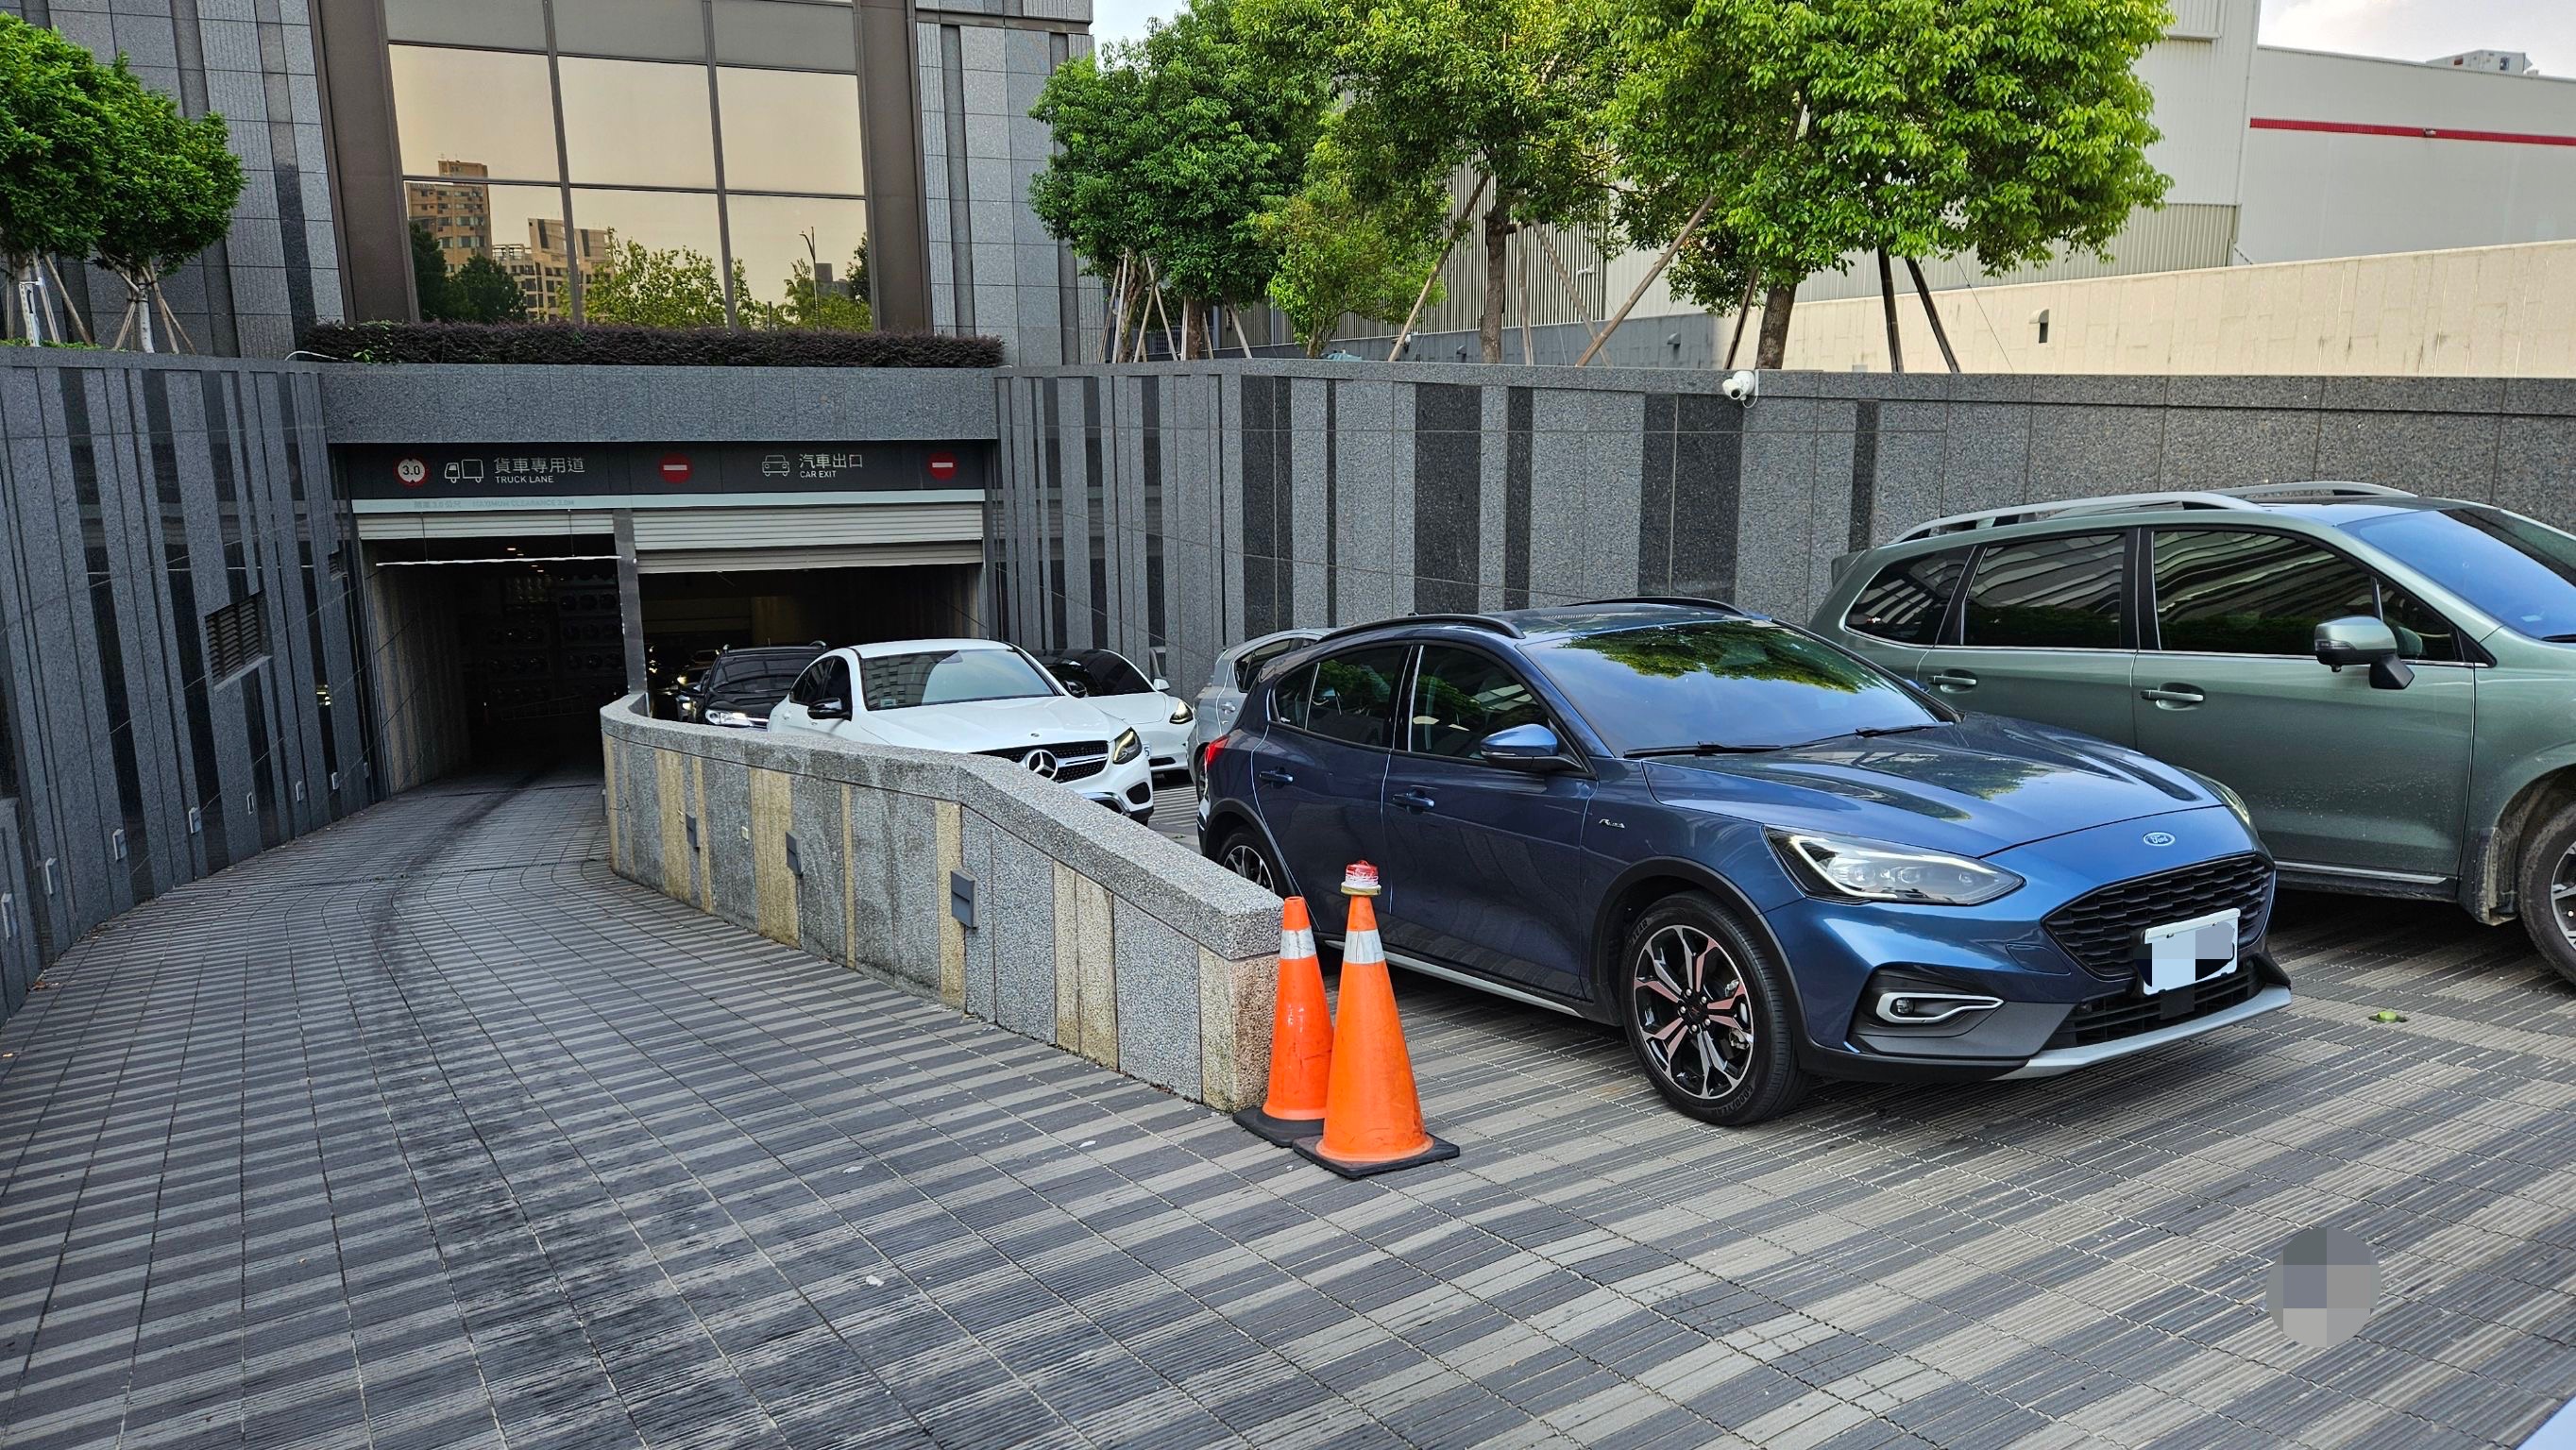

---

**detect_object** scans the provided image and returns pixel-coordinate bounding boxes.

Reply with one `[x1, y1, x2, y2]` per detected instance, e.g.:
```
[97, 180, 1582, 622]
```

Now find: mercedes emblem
[1023, 749, 1060, 780]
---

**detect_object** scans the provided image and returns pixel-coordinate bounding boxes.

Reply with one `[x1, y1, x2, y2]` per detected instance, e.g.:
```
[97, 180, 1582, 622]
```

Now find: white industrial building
[1374, 0, 2576, 375]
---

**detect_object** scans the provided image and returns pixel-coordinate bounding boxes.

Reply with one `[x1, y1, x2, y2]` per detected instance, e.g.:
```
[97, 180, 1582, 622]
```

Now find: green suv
[1813, 482, 2576, 980]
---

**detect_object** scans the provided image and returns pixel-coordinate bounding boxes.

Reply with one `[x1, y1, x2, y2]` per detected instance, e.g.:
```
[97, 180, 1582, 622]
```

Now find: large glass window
[1409, 647, 1551, 758]
[715, 0, 860, 71]
[726, 194, 870, 319]
[719, 69, 865, 194]
[1300, 648, 1408, 749]
[556, 0, 707, 59]
[1960, 533, 2125, 649]
[384, 0, 546, 50]
[390, 47, 559, 181]
[560, 57, 719, 188]
[2153, 529, 2462, 661]
[1847, 549, 1967, 646]
[405, 176, 570, 320]
[570, 189, 728, 322]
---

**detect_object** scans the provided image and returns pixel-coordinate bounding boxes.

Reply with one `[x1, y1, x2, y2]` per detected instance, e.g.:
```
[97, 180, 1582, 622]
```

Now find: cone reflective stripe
[1295, 892, 1458, 1178]
[1232, 896, 1334, 1146]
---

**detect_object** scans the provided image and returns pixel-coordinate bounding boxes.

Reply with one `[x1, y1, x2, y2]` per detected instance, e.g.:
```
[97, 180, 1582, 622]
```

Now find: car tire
[1618, 892, 1808, 1126]
[2516, 800, 2576, 986]
[1213, 825, 1286, 900]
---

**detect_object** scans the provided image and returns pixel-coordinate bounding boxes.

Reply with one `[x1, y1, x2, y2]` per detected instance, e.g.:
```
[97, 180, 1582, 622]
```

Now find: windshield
[2342, 506, 2576, 640]
[1528, 619, 1941, 753]
[1048, 650, 1154, 696]
[858, 649, 1059, 711]
[714, 667, 805, 700]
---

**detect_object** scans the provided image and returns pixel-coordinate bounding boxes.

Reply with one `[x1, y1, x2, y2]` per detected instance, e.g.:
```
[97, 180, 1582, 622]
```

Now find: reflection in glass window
[554, 0, 707, 59]
[405, 172, 570, 320]
[714, 0, 859, 71]
[559, 56, 718, 188]
[718, 69, 864, 194]
[1848, 549, 1967, 645]
[1303, 648, 1407, 749]
[384, 0, 546, 50]
[1410, 648, 1549, 759]
[1961, 533, 2125, 649]
[2152, 530, 2461, 660]
[568, 189, 727, 324]
[725, 194, 869, 326]
[390, 46, 559, 181]
[1530, 621, 1937, 755]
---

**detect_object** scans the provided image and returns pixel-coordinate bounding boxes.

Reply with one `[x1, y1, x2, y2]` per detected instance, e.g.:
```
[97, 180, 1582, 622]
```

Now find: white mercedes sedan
[769, 639, 1156, 822]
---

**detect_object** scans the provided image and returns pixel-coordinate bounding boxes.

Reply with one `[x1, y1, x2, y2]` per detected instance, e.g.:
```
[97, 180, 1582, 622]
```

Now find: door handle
[1391, 789, 1437, 813]
[1926, 670, 1978, 691]
[1257, 767, 1296, 785]
[2141, 685, 2206, 707]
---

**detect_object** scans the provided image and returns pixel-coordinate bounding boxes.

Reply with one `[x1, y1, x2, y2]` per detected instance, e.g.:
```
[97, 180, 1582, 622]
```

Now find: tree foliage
[582, 239, 743, 329]
[1031, 0, 1324, 355]
[409, 221, 454, 321]
[91, 59, 242, 293]
[447, 255, 527, 323]
[1259, 133, 1449, 355]
[1244, 0, 1619, 362]
[744, 248, 873, 330]
[1613, 0, 2171, 363]
[0, 15, 116, 338]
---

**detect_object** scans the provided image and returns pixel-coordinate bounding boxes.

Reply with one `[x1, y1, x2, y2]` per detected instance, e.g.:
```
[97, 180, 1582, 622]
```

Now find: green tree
[1259, 132, 1448, 355]
[752, 250, 872, 330]
[1245, 0, 1619, 362]
[409, 221, 455, 321]
[91, 59, 243, 351]
[1612, 0, 2170, 367]
[0, 15, 116, 344]
[446, 254, 527, 323]
[1032, 0, 1323, 357]
[581, 238, 740, 328]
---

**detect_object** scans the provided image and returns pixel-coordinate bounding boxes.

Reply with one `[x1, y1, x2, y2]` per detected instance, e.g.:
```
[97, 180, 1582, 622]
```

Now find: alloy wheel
[1632, 922, 1755, 1100]
[1222, 841, 1277, 895]
[2554, 845, 2576, 947]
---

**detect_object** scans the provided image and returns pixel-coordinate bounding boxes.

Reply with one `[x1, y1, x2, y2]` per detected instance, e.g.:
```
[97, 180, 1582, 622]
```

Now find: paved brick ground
[3, 771, 2575, 1449]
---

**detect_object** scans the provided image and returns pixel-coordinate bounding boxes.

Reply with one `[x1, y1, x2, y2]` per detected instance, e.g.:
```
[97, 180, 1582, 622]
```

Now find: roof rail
[1570, 596, 1746, 614]
[1894, 481, 2420, 543]
[1312, 612, 1526, 646]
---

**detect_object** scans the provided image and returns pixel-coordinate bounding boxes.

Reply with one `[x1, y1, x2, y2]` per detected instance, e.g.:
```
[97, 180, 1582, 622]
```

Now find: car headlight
[705, 708, 755, 728]
[1768, 830, 2023, 906]
[1111, 728, 1143, 764]
[2188, 770, 2257, 834]
[1169, 700, 1195, 725]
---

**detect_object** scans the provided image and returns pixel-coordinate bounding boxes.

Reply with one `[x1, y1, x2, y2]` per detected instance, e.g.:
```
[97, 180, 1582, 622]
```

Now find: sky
[1089, 0, 2576, 71]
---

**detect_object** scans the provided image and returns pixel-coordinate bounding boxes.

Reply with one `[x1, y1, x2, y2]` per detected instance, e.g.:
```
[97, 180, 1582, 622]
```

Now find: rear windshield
[1527, 619, 1940, 753]
[858, 649, 1058, 711]
[2343, 506, 2576, 641]
[1048, 651, 1153, 696]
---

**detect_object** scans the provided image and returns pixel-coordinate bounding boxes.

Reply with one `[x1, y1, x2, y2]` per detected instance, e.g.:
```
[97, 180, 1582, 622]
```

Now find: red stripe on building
[2251, 116, 2576, 148]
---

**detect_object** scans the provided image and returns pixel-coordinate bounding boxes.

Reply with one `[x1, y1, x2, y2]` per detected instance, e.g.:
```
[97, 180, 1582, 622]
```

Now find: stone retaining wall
[599, 696, 1282, 1110]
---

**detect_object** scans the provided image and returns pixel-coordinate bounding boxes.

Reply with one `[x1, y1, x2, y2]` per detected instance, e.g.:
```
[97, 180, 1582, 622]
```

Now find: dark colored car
[670, 643, 827, 729]
[1197, 600, 2289, 1125]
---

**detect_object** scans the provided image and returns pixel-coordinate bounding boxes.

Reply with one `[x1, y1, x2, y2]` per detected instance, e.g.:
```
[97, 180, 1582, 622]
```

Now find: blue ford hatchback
[1197, 600, 2290, 1124]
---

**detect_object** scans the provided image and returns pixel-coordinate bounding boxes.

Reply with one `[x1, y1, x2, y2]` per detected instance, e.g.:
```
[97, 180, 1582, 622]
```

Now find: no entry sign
[658, 453, 693, 484]
[926, 451, 958, 483]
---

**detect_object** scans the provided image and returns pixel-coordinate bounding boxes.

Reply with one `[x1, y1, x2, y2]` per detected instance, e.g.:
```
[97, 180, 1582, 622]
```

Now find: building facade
[2, 0, 1094, 362]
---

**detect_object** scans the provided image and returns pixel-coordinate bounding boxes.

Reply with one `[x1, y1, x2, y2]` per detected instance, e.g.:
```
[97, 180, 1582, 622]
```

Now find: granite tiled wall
[600, 696, 1281, 1111]
[0, 351, 381, 1022]
[991, 362, 2576, 700]
[4, 0, 343, 357]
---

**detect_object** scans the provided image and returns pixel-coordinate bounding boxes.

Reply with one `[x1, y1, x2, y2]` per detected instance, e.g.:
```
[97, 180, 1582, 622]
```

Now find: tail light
[1200, 737, 1226, 779]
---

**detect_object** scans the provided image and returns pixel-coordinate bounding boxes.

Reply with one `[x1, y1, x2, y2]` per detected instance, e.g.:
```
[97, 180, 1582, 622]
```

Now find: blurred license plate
[2139, 908, 2239, 995]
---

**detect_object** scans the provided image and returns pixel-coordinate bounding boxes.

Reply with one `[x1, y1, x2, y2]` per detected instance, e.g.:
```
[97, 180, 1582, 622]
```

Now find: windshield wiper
[1624, 742, 1784, 758]
[1849, 722, 1951, 738]
[2544, 633, 2576, 643]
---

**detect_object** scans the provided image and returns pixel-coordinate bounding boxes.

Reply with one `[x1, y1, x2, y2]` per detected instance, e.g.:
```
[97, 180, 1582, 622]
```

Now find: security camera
[1720, 369, 1759, 404]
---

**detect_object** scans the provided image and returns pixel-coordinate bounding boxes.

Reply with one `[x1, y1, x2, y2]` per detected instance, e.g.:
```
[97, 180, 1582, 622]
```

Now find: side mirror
[1478, 722, 1573, 771]
[2314, 615, 2414, 691]
[810, 698, 851, 721]
[1151, 678, 1170, 693]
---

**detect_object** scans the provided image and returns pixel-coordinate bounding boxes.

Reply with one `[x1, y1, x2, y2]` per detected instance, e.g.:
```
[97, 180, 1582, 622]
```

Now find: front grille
[982, 741, 1110, 784]
[2046, 969, 2262, 1050]
[2044, 852, 2272, 981]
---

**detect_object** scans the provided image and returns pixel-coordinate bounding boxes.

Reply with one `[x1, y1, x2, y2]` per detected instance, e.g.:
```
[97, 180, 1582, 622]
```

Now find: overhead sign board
[339, 441, 991, 500]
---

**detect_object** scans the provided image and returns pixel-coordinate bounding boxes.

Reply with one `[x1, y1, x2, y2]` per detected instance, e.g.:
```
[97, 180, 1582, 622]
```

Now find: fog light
[1873, 990, 2003, 1025]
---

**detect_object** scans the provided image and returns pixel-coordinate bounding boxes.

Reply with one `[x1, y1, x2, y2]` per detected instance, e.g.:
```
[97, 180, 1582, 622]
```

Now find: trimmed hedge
[298, 321, 1004, 369]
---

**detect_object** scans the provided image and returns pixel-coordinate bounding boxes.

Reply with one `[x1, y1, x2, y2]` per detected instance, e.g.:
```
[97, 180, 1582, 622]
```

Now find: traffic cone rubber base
[1232, 1104, 1327, 1147]
[1289, 1130, 1459, 1180]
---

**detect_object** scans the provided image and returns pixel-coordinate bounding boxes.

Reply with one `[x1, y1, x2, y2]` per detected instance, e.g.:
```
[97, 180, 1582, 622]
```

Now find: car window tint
[1528, 620, 1940, 754]
[2380, 580, 2463, 662]
[1270, 663, 1315, 729]
[788, 660, 830, 705]
[821, 658, 849, 703]
[2343, 504, 2576, 641]
[1962, 533, 2125, 649]
[1848, 549, 1968, 645]
[858, 649, 1051, 710]
[1409, 647, 1551, 758]
[2155, 530, 2379, 656]
[1076, 650, 1152, 695]
[1236, 638, 1301, 691]
[1305, 647, 1407, 748]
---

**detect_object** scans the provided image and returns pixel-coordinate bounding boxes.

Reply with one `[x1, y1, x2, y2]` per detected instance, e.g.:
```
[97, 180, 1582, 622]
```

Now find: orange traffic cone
[1294, 869, 1458, 1179]
[1234, 896, 1334, 1146]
